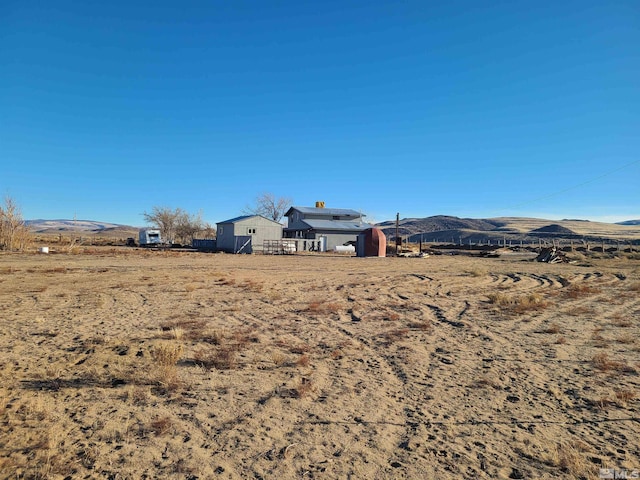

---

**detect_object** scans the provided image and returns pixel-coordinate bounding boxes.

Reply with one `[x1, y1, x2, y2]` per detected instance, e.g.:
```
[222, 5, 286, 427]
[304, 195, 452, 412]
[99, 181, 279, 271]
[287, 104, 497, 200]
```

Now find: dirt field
[1, 249, 638, 479]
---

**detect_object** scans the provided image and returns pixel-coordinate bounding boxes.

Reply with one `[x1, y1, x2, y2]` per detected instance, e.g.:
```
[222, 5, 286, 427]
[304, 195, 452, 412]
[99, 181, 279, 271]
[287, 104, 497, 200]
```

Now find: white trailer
[139, 228, 162, 247]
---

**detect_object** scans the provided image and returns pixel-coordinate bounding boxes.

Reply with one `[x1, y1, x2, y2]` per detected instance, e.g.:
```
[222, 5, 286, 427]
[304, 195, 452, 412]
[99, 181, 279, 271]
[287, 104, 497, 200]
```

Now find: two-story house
[283, 204, 373, 251]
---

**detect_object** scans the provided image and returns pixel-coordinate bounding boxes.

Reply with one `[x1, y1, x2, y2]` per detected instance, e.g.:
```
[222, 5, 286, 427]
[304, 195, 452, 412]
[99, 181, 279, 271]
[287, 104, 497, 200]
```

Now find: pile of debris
[535, 246, 568, 264]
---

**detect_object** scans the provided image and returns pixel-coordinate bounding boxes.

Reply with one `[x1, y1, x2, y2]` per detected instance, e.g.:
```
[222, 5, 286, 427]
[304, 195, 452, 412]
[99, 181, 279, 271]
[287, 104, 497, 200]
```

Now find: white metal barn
[215, 215, 283, 254]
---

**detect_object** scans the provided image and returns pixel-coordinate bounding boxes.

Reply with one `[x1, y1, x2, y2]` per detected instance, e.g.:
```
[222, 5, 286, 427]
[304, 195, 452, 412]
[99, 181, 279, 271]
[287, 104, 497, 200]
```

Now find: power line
[505, 158, 640, 212]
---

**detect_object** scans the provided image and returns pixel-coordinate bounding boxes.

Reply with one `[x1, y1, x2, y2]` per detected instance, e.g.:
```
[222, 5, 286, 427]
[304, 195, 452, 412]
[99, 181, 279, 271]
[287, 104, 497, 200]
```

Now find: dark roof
[285, 206, 364, 217]
[217, 214, 281, 225]
[288, 219, 374, 232]
[217, 215, 253, 224]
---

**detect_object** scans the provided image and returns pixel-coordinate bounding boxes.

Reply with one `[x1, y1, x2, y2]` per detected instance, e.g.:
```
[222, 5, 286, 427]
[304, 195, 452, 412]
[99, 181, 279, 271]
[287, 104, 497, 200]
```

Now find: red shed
[356, 228, 387, 257]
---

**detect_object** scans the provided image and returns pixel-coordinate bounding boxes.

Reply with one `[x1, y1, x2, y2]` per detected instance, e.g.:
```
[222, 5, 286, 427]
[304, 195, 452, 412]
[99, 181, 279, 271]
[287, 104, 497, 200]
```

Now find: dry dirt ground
[0, 249, 639, 479]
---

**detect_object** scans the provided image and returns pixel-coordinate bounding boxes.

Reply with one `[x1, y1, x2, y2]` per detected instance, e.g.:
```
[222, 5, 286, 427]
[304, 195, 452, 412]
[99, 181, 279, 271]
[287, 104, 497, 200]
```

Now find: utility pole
[395, 213, 400, 255]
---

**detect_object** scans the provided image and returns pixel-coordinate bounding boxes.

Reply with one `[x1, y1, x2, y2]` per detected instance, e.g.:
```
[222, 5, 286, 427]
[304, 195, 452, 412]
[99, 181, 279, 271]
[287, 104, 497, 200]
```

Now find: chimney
[315, 201, 325, 208]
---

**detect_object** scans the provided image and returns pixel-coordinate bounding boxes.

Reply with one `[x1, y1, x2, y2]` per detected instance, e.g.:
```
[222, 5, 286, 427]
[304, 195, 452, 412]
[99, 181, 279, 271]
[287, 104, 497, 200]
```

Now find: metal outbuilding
[216, 215, 283, 254]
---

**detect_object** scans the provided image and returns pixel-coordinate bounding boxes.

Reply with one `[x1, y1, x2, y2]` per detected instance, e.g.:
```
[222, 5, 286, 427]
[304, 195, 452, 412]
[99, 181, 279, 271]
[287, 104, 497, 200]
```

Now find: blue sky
[2, 0, 638, 226]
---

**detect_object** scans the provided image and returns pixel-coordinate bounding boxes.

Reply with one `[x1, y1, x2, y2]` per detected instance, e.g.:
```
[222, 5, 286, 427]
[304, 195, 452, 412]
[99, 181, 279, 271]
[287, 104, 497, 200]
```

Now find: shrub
[591, 353, 628, 373]
[151, 342, 184, 366]
[270, 351, 287, 367]
[213, 347, 237, 370]
[487, 292, 547, 313]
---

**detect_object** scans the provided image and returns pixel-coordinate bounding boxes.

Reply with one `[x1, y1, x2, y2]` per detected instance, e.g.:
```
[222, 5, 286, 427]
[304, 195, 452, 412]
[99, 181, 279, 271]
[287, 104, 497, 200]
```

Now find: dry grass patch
[564, 305, 596, 316]
[564, 283, 600, 299]
[591, 353, 634, 374]
[170, 327, 184, 341]
[288, 343, 311, 354]
[270, 350, 287, 367]
[547, 441, 594, 477]
[213, 347, 238, 370]
[199, 328, 224, 345]
[385, 311, 401, 321]
[542, 323, 562, 334]
[194, 346, 238, 370]
[152, 365, 183, 393]
[381, 328, 409, 344]
[296, 354, 310, 368]
[151, 342, 184, 366]
[295, 377, 315, 398]
[590, 327, 607, 347]
[330, 349, 343, 360]
[467, 267, 486, 277]
[150, 416, 173, 436]
[609, 313, 633, 327]
[615, 334, 636, 345]
[408, 320, 433, 332]
[43, 266, 68, 274]
[614, 388, 636, 405]
[230, 328, 260, 348]
[303, 299, 342, 315]
[123, 385, 150, 405]
[471, 376, 501, 390]
[487, 292, 548, 314]
[160, 317, 207, 340]
[241, 279, 264, 292]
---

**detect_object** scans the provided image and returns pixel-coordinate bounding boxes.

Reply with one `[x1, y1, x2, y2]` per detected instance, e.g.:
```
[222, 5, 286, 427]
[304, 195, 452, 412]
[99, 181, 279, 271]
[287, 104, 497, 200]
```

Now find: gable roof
[217, 214, 281, 225]
[285, 206, 364, 217]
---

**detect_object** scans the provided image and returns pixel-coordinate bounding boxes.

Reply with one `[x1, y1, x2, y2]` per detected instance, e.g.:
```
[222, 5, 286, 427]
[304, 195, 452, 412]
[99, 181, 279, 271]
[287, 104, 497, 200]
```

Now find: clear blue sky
[2, 0, 639, 226]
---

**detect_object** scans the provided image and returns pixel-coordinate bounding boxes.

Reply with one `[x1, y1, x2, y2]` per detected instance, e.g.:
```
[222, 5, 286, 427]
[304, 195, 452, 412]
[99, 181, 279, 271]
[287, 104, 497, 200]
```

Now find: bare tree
[0, 196, 32, 251]
[198, 222, 216, 239]
[175, 210, 205, 245]
[143, 206, 206, 245]
[143, 206, 182, 244]
[244, 193, 292, 222]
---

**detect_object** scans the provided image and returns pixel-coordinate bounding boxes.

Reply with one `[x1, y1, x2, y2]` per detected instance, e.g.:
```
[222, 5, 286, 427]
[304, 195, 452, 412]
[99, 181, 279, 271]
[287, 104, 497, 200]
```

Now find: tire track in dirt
[330, 312, 432, 470]
[353, 294, 499, 471]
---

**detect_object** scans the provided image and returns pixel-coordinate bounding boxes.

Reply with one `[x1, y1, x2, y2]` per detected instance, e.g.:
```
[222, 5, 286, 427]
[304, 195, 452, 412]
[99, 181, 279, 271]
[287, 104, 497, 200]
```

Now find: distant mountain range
[26, 219, 137, 234]
[376, 215, 640, 243]
[26, 216, 640, 242]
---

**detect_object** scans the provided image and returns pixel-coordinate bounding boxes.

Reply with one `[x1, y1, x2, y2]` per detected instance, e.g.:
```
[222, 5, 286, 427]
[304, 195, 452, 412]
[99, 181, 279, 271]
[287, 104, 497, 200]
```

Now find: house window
[219, 226, 224, 234]
[247, 228, 256, 235]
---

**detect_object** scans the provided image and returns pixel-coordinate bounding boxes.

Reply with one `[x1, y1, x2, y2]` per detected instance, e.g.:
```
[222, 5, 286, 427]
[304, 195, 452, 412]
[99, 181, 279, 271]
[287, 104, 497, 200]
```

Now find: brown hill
[377, 215, 640, 244]
[529, 224, 578, 236]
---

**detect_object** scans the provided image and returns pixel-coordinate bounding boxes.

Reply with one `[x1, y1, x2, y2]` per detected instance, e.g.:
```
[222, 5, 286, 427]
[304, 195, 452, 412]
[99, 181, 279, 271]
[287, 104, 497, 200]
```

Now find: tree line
[0, 192, 293, 252]
[143, 193, 292, 244]
[142, 207, 215, 245]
